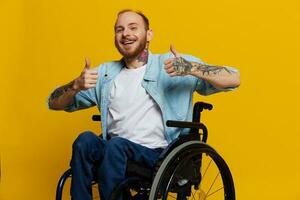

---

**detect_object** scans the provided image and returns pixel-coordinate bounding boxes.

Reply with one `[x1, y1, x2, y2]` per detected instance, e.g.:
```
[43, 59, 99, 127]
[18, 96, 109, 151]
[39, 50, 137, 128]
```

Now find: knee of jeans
[72, 131, 96, 151]
[105, 137, 128, 153]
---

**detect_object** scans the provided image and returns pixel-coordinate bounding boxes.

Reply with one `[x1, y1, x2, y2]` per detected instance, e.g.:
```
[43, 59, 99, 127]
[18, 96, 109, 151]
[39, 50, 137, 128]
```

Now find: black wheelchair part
[55, 102, 235, 200]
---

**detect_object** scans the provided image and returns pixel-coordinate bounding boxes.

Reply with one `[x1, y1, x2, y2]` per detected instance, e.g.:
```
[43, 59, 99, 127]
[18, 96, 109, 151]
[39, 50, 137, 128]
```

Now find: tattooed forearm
[48, 81, 79, 110]
[191, 63, 233, 76]
[173, 57, 234, 76]
[49, 81, 75, 101]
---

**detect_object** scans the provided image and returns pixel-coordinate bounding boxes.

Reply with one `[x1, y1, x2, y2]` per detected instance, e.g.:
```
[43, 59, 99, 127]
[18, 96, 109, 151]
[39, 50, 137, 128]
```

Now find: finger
[164, 62, 173, 67]
[87, 80, 98, 84]
[84, 70, 98, 79]
[88, 83, 97, 88]
[170, 44, 180, 58]
[84, 83, 97, 89]
[169, 71, 179, 77]
[165, 67, 175, 74]
[86, 70, 98, 75]
[164, 63, 173, 70]
[85, 57, 91, 69]
[85, 77, 98, 82]
[88, 74, 98, 80]
[164, 58, 174, 65]
[84, 72, 98, 79]
[164, 64, 175, 72]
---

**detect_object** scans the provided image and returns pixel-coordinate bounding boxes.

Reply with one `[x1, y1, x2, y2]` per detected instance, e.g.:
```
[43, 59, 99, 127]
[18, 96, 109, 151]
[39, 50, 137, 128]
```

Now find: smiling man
[48, 9, 240, 200]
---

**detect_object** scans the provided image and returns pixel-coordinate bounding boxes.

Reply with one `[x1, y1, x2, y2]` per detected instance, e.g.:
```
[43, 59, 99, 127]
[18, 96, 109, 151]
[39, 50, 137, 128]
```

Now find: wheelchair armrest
[166, 120, 208, 143]
[166, 120, 206, 130]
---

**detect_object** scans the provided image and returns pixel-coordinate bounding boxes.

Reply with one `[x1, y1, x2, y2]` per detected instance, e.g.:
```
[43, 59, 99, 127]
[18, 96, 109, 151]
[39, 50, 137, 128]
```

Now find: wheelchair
[56, 102, 235, 200]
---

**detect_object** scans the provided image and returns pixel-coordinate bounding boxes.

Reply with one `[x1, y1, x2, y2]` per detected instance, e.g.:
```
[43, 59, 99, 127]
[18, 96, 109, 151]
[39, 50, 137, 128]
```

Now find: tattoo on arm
[191, 63, 232, 76]
[173, 57, 194, 75]
[49, 81, 74, 101]
[173, 57, 234, 76]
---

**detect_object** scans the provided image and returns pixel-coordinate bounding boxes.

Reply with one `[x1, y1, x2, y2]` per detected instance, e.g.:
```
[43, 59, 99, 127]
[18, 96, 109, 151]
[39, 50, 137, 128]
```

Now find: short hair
[116, 9, 150, 30]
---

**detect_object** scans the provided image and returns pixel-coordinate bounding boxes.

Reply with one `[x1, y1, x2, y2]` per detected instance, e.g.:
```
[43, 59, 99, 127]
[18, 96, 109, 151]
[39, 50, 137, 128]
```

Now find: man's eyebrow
[115, 25, 123, 30]
[115, 22, 138, 29]
[115, 22, 139, 31]
[128, 22, 138, 26]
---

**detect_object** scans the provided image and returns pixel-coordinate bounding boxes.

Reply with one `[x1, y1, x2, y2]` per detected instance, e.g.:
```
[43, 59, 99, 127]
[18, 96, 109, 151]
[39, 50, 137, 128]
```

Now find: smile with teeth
[122, 40, 135, 45]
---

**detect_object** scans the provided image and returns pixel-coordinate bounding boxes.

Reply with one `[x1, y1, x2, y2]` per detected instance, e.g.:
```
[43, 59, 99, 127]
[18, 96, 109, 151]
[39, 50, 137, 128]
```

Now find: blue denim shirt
[65, 51, 232, 143]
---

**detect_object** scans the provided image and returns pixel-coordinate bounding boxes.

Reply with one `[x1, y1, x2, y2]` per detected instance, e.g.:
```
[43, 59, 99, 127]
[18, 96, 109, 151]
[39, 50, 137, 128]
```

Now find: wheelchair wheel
[149, 141, 235, 200]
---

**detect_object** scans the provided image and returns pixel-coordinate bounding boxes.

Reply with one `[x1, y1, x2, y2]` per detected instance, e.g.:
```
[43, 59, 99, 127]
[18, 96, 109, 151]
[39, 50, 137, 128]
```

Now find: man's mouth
[121, 40, 136, 46]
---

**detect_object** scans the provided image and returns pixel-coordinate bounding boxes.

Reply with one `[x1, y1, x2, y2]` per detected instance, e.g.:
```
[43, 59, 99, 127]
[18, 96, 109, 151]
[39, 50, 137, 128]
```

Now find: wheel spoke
[162, 193, 177, 199]
[201, 157, 212, 181]
[189, 188, 207, 200]
[206, 187, 224, 198]
[191, 189, 197, 200]
[206, 172, 220, 197]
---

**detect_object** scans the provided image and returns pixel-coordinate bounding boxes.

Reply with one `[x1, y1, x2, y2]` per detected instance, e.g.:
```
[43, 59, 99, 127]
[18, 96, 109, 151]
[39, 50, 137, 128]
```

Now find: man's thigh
[104, 136, 161, 167]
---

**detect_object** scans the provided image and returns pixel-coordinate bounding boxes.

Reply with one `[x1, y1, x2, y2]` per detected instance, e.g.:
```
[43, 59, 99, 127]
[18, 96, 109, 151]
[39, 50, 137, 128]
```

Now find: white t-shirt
[107, 64, 168, 149]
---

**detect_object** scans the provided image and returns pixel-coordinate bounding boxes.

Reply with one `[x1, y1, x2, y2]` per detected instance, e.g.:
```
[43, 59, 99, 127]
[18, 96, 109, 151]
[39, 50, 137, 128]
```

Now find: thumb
[85, 57, 91, 69]
[170, 44, 180, 58]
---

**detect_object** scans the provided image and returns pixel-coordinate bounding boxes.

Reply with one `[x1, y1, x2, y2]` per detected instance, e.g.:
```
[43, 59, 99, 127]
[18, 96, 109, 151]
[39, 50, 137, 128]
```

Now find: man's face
[114, 12, 152, 59]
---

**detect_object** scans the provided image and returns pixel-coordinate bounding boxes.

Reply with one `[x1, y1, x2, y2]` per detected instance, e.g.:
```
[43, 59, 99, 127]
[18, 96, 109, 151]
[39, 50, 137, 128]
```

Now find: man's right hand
[73, 58, 99, 91]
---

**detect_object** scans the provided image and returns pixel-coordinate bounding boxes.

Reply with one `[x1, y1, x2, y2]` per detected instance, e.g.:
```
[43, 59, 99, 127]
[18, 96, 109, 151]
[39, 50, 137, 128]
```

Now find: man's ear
[146, 29, 153, 42]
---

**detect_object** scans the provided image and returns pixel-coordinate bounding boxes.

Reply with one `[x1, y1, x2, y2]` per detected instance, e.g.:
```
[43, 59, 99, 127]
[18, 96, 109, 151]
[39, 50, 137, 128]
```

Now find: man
[48, 9, 240, 200]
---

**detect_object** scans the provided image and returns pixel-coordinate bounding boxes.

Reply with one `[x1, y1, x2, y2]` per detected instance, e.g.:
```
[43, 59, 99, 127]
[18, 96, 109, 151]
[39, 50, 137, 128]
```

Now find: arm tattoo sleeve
[173, 57, 234, 76]
[49, 81, 74, 101]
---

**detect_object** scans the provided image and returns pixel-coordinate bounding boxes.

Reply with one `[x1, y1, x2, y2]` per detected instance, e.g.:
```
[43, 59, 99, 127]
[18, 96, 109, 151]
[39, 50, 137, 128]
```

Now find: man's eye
[115, 29, 123, 33]
[130, 27, 137, 30]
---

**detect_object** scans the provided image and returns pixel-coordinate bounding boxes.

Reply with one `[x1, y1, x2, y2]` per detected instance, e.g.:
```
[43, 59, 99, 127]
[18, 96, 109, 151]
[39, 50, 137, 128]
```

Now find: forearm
[190, 62, 240, 89]
[48, 80, 79, 110]
[172, 58, 240, 89]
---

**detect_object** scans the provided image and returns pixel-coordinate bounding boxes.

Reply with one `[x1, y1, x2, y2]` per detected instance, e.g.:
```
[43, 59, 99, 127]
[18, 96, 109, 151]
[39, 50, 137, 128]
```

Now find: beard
[115, 34, 148, 60]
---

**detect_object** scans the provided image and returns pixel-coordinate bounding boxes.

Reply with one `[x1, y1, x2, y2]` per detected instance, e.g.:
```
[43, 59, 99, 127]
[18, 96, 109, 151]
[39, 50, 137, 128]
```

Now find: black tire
[149, 141, 235, 200]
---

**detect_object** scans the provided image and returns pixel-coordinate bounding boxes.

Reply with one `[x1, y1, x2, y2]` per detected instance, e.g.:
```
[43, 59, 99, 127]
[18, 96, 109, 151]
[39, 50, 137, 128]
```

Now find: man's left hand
[164, 45, 194, 77]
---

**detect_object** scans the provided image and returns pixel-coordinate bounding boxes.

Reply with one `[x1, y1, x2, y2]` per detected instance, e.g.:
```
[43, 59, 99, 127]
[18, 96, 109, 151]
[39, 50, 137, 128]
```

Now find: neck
[124, 49, 149, 69]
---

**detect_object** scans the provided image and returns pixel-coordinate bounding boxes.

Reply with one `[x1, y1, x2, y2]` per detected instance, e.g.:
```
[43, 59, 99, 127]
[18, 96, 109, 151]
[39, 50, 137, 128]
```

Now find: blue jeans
[70, 131, 162, 200]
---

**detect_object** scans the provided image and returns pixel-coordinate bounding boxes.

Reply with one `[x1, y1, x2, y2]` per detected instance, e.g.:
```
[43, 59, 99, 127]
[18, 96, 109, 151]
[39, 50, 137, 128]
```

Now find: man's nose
[122, 28, 130, 37]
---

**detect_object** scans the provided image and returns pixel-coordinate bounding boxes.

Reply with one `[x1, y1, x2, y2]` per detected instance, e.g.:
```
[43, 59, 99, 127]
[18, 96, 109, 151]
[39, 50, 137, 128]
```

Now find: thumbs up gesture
[73, 58, 98, 91]
[164, 45, 193, 77]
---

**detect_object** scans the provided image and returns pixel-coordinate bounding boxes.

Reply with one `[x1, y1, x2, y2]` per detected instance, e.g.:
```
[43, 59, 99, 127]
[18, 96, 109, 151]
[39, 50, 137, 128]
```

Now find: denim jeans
[70, 131, 162, 200]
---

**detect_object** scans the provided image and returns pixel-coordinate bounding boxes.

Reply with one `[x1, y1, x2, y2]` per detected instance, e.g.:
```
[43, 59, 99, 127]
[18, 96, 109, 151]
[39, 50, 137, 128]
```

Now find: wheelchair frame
[56, 102, 235, 200]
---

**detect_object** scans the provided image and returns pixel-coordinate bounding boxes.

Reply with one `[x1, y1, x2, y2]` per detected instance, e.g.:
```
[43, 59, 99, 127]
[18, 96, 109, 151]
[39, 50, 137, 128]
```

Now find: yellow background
[1, 0, 300, 199]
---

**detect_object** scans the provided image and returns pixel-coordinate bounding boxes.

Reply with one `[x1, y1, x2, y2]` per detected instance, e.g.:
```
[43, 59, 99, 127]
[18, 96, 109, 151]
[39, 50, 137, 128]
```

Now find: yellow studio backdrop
[1, 0, 300, 199]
